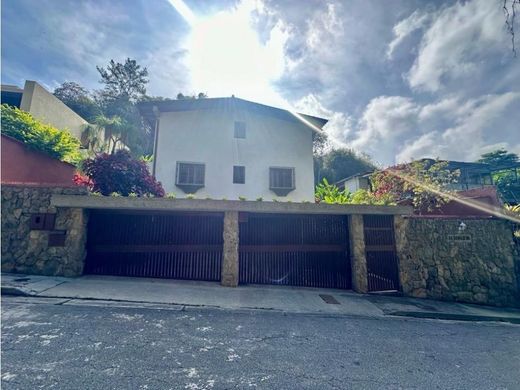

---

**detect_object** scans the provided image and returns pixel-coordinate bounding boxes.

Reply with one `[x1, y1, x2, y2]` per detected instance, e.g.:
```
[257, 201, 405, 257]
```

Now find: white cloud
[349, 96, 420, 163]
[294, 94, 353, 146]
[396, 92, 520, 162]
[386, 10, 430, 59]
[297, 91, 520, 166]
[407, 0, 505, 92]
[305, 3, 343, 51]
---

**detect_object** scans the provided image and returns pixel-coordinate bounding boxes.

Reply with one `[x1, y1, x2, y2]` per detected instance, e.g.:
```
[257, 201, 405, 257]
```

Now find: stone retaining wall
[395, 217, 520, 307]
[1, 185, 88, 277]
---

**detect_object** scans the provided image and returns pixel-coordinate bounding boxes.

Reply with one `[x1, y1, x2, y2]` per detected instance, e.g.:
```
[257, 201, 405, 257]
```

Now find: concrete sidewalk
[2, 273, 520, 323]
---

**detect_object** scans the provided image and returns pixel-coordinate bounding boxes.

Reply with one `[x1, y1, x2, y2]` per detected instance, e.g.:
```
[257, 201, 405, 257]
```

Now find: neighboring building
[336, 172, 373, 193]
[1, 80, 89, 140]
[139, 97, 327, 201]
[337, 159, 495, 194]
[435, 160, 494, 190]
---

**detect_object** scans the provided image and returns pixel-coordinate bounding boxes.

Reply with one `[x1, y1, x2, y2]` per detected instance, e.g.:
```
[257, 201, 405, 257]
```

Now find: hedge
[1, 104, 82, 164]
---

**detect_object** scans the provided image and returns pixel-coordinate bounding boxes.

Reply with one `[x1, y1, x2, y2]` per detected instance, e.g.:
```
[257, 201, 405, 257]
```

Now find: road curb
[1, 286, 31, 297]
[387, 310, 520, 324]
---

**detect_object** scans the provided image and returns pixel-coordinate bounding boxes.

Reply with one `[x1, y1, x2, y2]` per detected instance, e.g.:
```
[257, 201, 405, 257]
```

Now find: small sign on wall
[447, 234, 472, 242]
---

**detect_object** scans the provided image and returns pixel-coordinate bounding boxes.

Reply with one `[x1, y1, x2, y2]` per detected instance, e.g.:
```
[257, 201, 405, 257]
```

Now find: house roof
[418, 158, 493, 174]
[138, 96, 328, 130]
[335, 171, 374, 185]
[0, 84, 24, 93]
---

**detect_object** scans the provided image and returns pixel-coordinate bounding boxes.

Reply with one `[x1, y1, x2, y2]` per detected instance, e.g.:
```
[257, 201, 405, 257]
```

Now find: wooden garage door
[85, 211, 223, 281]
[239, 213, 351, 289]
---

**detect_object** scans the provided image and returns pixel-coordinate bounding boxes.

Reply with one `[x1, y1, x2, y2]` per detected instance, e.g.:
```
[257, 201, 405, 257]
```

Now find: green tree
[96, 58, 149, 102]
[176, 92, 208, 99]
[478, 149, 520, 203]
[478, 149, 519, 168]
[53, 82, 101, 122]
[95, 58, 152, 156]
[1, 104, 82, 164]
[315, 147, 376, 185]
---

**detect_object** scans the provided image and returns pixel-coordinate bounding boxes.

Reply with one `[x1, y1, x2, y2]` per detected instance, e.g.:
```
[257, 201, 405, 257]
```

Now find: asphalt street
[2, 296, 520, 389]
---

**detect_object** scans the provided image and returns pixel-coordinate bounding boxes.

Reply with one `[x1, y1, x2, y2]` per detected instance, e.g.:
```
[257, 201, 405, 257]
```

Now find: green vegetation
[478, 149, 519, 203]
[53, 82, 101, 122]
[314, 147, 376, 186]
[370, 160, 459, 212]
[53, 59, 209, 158]
[1, 104, 82, 164]
[505, 204, 520, 238]
[315, 178, 351, 204]
[315, 160, 459, 212]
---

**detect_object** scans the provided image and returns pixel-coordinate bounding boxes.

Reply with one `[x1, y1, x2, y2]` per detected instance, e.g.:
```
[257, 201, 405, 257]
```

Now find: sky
[2, 0, 519, 166]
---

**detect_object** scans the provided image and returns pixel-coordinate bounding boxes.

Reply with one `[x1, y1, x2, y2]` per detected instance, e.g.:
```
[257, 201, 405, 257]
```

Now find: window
[234, 121, 246, 138]
[176, 162, 205, 193]
[233, 166, 245, 184]
[269, 167, 295, 196]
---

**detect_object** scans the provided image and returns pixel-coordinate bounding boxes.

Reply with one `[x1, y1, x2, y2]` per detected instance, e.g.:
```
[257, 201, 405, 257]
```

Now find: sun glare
[169, 0, 287, 107]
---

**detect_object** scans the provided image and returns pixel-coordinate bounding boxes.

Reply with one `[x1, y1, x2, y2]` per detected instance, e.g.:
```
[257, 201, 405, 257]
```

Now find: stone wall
[395, 217, 520, 307]
[1, 185, 89, 277]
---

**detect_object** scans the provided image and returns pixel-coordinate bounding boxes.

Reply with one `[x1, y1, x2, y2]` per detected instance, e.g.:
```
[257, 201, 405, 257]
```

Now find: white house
[139, 97, 327, 201]
[336, 173, 372, 193]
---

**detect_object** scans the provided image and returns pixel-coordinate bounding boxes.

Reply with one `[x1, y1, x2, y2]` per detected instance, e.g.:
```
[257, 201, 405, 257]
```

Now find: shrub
[73, 173, 93, 190]
[1, 104, 82, 164]
[82, 150, 164, 196]
[315, 178, 351, 204]
[238, 196, 246, 201]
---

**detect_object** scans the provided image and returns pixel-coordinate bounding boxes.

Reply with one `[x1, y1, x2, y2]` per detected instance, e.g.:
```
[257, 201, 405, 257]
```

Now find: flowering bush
[82, 150, 164, 196]
[73, 173, 94, 190]
[371, 160, 459, 212]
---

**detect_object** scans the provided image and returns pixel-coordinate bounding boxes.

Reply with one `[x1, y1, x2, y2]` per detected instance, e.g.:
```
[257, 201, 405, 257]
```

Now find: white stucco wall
[20, 81, 88, 140]
[154, 106, 316, 201]
[343, 177, 370, 193]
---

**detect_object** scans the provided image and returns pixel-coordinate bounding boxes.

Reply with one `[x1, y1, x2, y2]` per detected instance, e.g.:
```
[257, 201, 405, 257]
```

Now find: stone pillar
[349, 214, 368, 293]
[221, 211, 239, 287]
[393, 215, 410, 295]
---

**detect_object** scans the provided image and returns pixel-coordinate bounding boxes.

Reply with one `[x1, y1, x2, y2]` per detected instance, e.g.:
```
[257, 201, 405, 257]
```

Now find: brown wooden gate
[239, 213, 351, 289]
[363, 215, 400, 292]
[85, 211, 223, 281]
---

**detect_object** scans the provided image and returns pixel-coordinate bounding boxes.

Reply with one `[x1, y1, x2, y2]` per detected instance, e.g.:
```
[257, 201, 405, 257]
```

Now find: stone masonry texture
[1, 185, 88, 277]
[349, 214, 368, 293]
[221, 210, 239, 287]
[395, 216, 520, 307]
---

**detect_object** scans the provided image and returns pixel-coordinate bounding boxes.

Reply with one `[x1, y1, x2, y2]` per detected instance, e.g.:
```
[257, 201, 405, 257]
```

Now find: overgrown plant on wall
[1, 104, 82, 164]
[82, 150, 164, 197]
[315, 178, 351, 204]
[505, 204, 520, 238]
[315, 178, 395, 206]
[371, 160, 460, 212]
